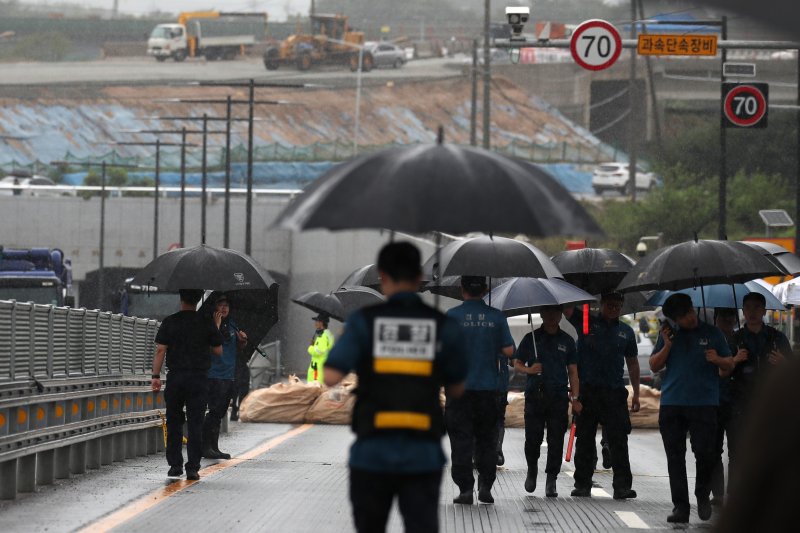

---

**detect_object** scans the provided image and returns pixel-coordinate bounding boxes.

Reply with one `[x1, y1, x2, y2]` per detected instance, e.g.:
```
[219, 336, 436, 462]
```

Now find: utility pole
[637, 0, 663, 151]
[628, 0, 638, 203]
[719, 16, 728, 240]
[201, 114, 208, 245]
[470, 38, 479, 147]
[246, 79, 256, 255]
[482, 0, 491, 150]
[224, 96, 233, 248]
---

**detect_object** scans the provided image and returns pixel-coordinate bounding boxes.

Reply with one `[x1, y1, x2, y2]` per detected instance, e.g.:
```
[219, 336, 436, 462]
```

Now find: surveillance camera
[505, 6, 530, 38]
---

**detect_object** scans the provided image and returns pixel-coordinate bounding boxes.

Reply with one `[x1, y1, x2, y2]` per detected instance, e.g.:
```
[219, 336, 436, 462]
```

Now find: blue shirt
[576, 314, 637, 389]
[515, 327, 577, 395]
[208, 319, 238, 380]
[653, 321, 732, 406]
[447, 299, 515, 391]
[325, 292, 467, 473]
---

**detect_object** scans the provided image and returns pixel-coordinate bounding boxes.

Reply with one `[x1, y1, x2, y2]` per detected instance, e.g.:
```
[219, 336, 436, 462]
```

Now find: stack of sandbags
[505, 392, 526, 428]
[627, 384, 661, 429]
[305, 373, 358, 424]
[240, 375, 322, 423]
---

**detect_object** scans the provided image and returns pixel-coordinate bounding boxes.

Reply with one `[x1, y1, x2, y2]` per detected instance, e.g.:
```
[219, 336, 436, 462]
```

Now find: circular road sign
[570, 19, 622, 71]
[723, 84, 768, 127]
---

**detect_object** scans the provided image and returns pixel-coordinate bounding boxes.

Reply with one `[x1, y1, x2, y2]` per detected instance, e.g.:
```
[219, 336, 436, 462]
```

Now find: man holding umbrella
[307, 313, 334, 384]
[514, 304, 581, 497]
[446, 276, 515, 505]
[650, 293, 733, 523]
[571, 291, 640, 500]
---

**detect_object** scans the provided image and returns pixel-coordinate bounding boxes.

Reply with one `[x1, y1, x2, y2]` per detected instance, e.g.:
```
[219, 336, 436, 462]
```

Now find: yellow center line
[80, 423, 314, 533]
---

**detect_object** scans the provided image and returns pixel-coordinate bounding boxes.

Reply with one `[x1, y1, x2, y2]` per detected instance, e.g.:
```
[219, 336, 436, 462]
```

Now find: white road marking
[615, 511, 650, 529]
[591, 488, 611, 498]
[564, 470, 574, 477]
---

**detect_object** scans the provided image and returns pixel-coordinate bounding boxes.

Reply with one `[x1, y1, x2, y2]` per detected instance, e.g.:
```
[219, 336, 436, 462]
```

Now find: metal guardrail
[0, 300, 165, 500]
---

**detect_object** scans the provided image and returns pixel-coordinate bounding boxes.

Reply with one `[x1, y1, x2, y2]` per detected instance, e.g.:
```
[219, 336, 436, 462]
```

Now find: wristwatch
[152, 374, 161, 379]
[570, 395, 580, 402]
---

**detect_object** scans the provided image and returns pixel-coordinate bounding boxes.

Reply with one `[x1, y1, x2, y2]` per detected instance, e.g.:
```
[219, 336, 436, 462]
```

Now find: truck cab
[147, 24, 187, 62]
[117, 278, 178, 321]
[0, 247, 73, 306]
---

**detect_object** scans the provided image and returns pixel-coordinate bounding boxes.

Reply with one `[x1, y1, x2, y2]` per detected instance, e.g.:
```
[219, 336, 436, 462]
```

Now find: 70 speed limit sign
[570, 19, 622, 71]
[722, 82, 769, 128]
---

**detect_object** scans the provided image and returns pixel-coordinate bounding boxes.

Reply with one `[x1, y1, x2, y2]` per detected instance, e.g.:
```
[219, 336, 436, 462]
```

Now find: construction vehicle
[0, 246, 74, 306]
[262, 14, 374, 72]
[116, 277, 178, 321]
[147, 11, 268, 62]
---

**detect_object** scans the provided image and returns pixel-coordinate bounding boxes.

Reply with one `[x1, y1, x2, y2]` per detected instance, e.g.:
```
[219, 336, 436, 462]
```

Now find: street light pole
[202, 113, 208, 245]
[224, 96, 233, 248]
[246, 79, 255, 255]
[180, 127, 187, 247]
[482, 0, 491, 149]
[154, 138, 160, 260]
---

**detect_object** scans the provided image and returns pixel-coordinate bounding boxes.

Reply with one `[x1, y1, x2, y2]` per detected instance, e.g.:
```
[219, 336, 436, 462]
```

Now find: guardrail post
[0, 458, 17, 499]
[112, 433, 126, 462]
[136, 429, 148, 456]
[100, 435, 114, 465]
[54, 447, 70, 479]
[147, 427, 159, 454]
[125, 431, 138, 459]
[70, 441, 87, 475]
[17, 454, 36, 493]
[87, 439, 101, 469]
[36, 450, 55, 485]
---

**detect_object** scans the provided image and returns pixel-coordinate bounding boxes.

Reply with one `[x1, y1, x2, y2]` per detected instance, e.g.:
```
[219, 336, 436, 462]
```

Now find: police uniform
[445, 299, 515, 499]
[572, 313, 637, 496]
[653, 321, 731, 518]
[712, 333, 738, 501]
[515, 327, 577, 486]
[495, 354, 510, 465]
[325, 292, 466, 533]
[202, 316, 239, 459]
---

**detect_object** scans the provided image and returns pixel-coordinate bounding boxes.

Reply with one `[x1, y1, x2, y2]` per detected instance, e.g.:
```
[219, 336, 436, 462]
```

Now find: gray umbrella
[333, 285, 385, 315]
[741, 241, 800, 276]
[291, 291, 345, 322]
[338, 264, 382, 291]
[485, 277, 596, 317]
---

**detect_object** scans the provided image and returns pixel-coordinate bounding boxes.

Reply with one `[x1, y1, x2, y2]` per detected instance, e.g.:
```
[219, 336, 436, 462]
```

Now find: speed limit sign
[570, 19, 622, 71]
[722, 82, 769, 128]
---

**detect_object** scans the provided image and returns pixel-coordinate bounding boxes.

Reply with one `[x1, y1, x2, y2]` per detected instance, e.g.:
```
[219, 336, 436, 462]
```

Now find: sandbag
[305, 373, 358, 424]
[240, 375, 322, 423]
[627, 384, 661, 429]
[505, 392, 526, 428]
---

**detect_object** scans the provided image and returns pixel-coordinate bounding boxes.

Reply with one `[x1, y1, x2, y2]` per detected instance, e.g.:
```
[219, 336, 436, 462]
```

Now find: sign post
[569, 19, 622, 71]
[722, 82, 769, 128]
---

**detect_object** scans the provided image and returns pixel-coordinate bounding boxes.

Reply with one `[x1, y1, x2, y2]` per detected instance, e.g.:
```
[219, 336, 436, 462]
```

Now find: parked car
[0, 175, 71, 197]
[592, 162, 658, 195]
[623, 333, 662, 390]
[365, 42, 406, 69]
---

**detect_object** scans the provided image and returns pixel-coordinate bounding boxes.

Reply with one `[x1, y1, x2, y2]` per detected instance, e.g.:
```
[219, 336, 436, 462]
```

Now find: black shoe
[667, 508, 690, 523]
[711, 496, 724, 506]
[524, 470, 537, 493]
[545, 476, 558, 498]
[478, 487, 494, 504]
[496, 451, 505, 466]
[202, 447, 223, 459]
[698, 499, 713, 521]
[453, 490, 473, 505]
[571, 487, 591, 497]
[601, 445, 611, 469]
[613, 489, 637, 500]
[167, 466, 183, 478]
[186, 470, 200, 481]
[230, 410, 239, 422]
[211, 428, 232, 460]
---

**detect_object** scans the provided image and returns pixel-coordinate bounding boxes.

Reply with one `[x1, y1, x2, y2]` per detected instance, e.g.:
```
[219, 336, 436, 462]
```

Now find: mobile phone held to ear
[660, 320, 675, 341]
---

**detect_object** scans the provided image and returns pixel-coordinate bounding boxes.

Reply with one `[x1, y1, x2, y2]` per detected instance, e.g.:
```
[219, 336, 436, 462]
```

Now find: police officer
[495, 353, 511, 467]
[323, 242, 467, 533]
[446, 276, 515, 505]
[151, 289, 223, 481]
[308, 312, 334, 384]
[725, 292, 791, 488]
[514, 304, 581, 498]
[650, 293, 732, 523]
[571, 292, 640, 500]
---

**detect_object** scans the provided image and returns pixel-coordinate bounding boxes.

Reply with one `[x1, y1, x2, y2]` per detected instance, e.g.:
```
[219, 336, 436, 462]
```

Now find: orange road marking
[79, 424, 313, 533]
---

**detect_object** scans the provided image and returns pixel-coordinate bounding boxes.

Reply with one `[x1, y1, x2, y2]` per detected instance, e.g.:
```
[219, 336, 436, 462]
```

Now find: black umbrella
[617, 239, 785, 293]
[484, 277, 596, 317]
[741, 241, 800, 276]
[271, 132, 604, 237]
[333, 285, 385, 314]
[131, 244, 276, 291]
[338, 264, 382, 291]
[422, 236, 562, 280]
[421, 275, 511, 301]
[200, 288, 280, 358]
[551, 248, 635, 295]
[291, 291, 345, 322]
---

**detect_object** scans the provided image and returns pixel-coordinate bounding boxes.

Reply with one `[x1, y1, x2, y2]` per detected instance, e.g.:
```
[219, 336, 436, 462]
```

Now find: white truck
[147, 11, 267, 62]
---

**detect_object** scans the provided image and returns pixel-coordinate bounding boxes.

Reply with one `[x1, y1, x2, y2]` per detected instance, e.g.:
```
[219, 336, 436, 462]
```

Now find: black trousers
[659, 405, 717, 512]
[203, 378, 235, 436]
[525, 393, 569, 476]
[231, 361, 251, 412]
[350, 468, 442, 533]
[712, 401, 733, 499]
[445, 391, 499, 491]
[496, 391, 508, 453]
[164, 369, 208, 471]
[573, 385, 632, 492]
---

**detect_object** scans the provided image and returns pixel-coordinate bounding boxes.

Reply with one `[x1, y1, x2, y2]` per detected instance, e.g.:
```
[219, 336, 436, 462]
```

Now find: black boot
[478, 485, 494, 504]
[212, 427, 231, 460]
[201, 424, 222, 459]
[230, 405, 239, 422]
[545, 475, 558, 497]
[453, 489, 473, 505]
[524, 470, 537, 493]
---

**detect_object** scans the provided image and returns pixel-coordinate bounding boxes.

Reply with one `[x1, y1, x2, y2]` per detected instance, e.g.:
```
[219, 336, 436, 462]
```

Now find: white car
[592, 162, 658, 195]
[0, 175, 73, 197]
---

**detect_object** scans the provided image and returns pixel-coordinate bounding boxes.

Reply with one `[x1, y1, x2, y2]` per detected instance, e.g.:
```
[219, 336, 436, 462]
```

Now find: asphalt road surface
[0, 422, 719, 532]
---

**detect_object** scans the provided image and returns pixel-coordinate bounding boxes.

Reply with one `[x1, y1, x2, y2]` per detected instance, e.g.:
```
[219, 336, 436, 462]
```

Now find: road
[0, 56, 462, 87]
[0, 422, 719, 532]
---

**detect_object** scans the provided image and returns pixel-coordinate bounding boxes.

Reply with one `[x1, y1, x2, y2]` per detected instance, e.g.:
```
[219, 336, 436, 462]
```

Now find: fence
[0, 300, 164, 500]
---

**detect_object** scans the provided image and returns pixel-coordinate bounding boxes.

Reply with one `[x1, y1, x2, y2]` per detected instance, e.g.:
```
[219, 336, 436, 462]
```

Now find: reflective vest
[352, 300, 446, 440]
[307, 329, 334, 382]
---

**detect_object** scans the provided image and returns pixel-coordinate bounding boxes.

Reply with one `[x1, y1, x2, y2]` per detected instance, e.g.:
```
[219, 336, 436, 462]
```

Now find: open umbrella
[741, 241, 800, 276]
[291, 291, 345, 322]
[646, 282, 785, 310]
[131, 244, 276, 291]
[200, 287, 281, 357]
[333, 285, 385, 314]
[551, 248, 635, 295]
[271, 130, 603, 237]
[485, 277, 596, 317]
[421, 275, 511, 301]
[338, 264, 382, 291]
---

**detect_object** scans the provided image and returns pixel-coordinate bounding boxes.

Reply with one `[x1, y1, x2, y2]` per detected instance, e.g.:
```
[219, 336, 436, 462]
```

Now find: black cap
[312, 312, 330, 323]
[601, 291, 625, 302]
[215, 293, 229, 304]
[460, 275, 488, 290]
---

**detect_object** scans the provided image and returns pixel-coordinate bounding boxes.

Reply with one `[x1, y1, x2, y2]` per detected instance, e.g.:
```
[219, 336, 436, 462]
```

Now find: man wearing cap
[571, 291, 640, 500]
[650, 293, 733, 523]
[308, 312, 334, 384]
[446, 275, 515, 505]
[514, 304, 581, 497]
[323, 242, 467, 533]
